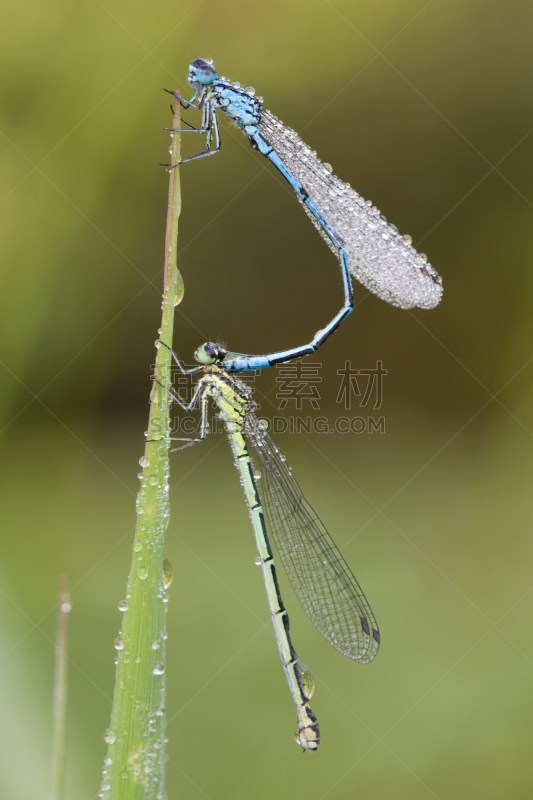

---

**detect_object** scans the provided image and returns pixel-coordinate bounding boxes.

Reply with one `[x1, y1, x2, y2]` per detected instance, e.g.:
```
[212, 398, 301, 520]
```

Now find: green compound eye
[195, 344, 215, 364]
[194, 342, 227, 364]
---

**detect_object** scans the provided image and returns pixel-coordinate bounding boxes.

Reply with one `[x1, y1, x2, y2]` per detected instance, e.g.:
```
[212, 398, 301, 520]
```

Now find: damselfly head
[188, 58, 217, 89]
[195, 342, 227, 364]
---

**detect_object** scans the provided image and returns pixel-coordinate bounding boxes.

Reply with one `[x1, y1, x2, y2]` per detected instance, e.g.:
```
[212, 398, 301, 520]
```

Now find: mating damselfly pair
[161, 58, 442, 749]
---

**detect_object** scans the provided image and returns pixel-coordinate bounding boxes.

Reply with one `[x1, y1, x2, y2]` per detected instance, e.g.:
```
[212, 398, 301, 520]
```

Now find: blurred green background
[2, 0, 533, 797]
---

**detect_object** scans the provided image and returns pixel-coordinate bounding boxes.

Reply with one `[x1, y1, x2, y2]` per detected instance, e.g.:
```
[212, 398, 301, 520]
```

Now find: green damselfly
[159, 340, 379, 750]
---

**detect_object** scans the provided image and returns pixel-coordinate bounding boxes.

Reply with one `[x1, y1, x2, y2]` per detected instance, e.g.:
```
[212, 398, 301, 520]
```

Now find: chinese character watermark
[275, 362, 322, 410]
[336, 360, 387, 410]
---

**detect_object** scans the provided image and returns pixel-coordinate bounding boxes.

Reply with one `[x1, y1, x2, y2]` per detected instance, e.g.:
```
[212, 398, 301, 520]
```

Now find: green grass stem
[100, 95, 182, 800]
[50, 574, 70, 800]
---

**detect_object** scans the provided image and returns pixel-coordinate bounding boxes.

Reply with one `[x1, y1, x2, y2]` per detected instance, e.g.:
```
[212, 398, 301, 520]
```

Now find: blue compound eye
[189, 58, 217, 86]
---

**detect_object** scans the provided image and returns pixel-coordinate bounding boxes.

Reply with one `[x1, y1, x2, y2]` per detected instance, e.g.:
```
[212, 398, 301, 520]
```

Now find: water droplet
[152, 640, 161, 650]
[257, 96, 264, 103]
[174, 271, 185, 306]
[155, 703, 164, 716]
[104, 727, 116, 744]
[114, 636, 124, 650]
[138, 567, 148, 580]
[163, 558, 173, 588]
[253, 469, 261, 480]
[233, 81, 241, 88]
[135, 656, 141, 664]
[297, 658, 315, 699]
[139, 456, 150, 468]
[133, 541, 142, 552]
[118, 600, 128, 612]
[245, 86, 255, 95]
[153, 662, 165, 675]
[61, 602, 72, 613]
[148, 475, 158, 486]
[254, 557, 262, 566]
[323, 163, 333, 173]
[161, 591, 169, 604]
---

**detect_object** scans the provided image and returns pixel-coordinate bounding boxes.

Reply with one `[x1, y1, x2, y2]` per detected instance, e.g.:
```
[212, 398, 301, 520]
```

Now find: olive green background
[2, 0, 533, 797]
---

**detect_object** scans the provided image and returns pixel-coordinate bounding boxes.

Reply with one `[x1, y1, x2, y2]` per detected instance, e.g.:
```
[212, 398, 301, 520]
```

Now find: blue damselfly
[164, 58, 442, 372]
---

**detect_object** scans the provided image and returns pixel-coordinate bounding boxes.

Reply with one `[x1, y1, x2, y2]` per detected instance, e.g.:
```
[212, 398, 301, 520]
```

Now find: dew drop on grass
[162, 558, 173, 588]
[174, 271, 185, 306]
[104, 727, 116, 744]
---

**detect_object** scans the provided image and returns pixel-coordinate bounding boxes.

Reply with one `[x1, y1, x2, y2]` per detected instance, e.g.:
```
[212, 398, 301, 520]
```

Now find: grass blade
[50, 574, 70, 800]
[100, 95, 182, 800]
